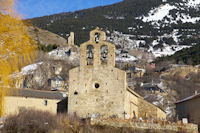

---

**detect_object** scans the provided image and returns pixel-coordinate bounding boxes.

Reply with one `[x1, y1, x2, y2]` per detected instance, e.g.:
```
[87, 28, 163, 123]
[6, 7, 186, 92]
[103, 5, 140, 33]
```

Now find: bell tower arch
[80, 27, 115, 69]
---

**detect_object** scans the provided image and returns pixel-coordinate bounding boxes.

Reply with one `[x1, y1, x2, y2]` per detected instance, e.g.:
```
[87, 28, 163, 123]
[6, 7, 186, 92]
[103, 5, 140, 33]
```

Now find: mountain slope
[28, 26, 67, 47]
[29, 0, 200, 64]
[29, 0, 162, 45]
[155, 43, 200, 65]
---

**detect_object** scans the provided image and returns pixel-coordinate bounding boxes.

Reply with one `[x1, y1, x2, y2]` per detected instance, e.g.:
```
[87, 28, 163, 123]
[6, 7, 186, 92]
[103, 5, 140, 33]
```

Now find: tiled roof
[175, 93, 200, 104]
[8, 89, 67, 100]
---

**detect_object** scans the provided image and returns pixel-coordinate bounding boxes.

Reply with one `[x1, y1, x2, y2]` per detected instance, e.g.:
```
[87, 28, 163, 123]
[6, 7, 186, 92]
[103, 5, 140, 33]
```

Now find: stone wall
[91, 118, 198, 133]
[124, 89, 139, 118]
[69, 66, 127, 119]
[138, 98, 166, 120]
[138, 98, 157, 119]
[3, 96, 59, 116]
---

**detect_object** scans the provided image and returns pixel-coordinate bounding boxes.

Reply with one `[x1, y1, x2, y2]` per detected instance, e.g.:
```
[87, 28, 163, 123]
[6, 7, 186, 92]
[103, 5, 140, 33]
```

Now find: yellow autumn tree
[0, 0, 36, 116]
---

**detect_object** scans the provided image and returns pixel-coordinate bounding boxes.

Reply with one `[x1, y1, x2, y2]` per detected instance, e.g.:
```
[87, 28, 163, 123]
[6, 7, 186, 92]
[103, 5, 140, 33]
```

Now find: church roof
[127, 87, 143, 98]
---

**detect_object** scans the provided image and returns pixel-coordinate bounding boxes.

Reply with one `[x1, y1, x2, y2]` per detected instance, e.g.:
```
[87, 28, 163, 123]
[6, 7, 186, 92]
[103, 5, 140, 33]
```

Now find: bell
[88, 52, 93, 59]
[103, 52, 107, 58]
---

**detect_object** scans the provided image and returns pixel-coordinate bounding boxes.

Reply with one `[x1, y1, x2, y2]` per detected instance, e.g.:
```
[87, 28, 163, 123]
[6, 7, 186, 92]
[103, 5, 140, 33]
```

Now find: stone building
[68, 32, 75, 45]
[3, 89, 67, 116]
[48, 76, 66, 91]
[68, 28, 166, 119]
[175, 93, 200, 128]
[127, 66, 145, 79]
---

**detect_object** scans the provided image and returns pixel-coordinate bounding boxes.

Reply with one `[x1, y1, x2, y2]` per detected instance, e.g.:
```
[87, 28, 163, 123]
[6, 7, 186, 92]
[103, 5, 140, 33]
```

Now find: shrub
[38, 42, 58, 52]
[3, 108, 59, 133]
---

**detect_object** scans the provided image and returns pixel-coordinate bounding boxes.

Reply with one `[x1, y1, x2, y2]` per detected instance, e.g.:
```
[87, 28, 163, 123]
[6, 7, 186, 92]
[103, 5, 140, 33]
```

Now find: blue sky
[16, 0, 123, 19]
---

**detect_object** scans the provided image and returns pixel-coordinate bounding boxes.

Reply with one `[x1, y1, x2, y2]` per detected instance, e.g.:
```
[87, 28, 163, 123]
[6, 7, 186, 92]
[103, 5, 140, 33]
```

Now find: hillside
[155, 43, 200, 65]
[29, 0, 162, 45]
[27, 26, 68, 47]
[28, 0, 200, 65]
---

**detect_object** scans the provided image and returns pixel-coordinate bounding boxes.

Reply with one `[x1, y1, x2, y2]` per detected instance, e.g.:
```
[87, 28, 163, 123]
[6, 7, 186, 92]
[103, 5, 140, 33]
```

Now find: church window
[86, 45, 94, 65]
[101, 45, 108, 64]
[74, 91, 78, 95]
[95, 33, 100, 43]
[44, 100, 48, 106]
[95, 83, 100, 89]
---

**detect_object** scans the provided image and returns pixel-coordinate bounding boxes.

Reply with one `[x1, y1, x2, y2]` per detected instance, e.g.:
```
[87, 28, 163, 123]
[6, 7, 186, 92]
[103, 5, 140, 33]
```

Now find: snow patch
[165, 106, 172, 115]
[149, 44, 190, 57]
[187, 0, 200, 7]
[141, 4, 176, 22]
[21, 62, 43, 75]
[116, 53, 137, 62]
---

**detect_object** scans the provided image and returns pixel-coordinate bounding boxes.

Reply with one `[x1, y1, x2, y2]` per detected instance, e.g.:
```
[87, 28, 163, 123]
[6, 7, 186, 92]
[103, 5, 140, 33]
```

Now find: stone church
[68, 28, 166, 119]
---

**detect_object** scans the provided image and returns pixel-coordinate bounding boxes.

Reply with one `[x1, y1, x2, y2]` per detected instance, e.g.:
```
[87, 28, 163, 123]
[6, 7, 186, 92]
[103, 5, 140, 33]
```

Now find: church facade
[68, 28, 166, 119]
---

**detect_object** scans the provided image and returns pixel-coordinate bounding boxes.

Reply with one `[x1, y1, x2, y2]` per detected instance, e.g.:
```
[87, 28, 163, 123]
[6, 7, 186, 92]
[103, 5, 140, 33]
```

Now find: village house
[126, 66, 145, 79]
[3, 89, 67, 116]
[48, 76, 66, 91]
[175, 92, 200, 129]
[68, 28, 166, 120]
[141, 83, 166, 95]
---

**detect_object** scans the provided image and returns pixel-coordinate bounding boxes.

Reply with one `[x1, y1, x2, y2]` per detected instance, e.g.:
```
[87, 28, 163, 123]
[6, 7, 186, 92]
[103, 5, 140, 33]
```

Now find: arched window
[86, 45, 94, 65]
[101, 45, 108, 64]
[95, 33, 100, 43]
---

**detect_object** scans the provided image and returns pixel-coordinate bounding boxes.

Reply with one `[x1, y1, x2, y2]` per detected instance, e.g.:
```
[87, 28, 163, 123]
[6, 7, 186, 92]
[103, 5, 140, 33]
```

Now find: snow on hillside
[21, 62, 43, 75]
[173, 13, 200, 24]
[10, 62, 44, 78]
[137, 1, 200, 25]
[141, 4, 176, 22]
[133, 1, 200, 57]
[107, 31, 137, 50]
[116, 53, 137, 62]
[48, 46, 79, 63]
[107, 31, 190, 58]
[149, 44, 190, 57]
[107, 31, 139, 62]
[187, 0, 200, 7]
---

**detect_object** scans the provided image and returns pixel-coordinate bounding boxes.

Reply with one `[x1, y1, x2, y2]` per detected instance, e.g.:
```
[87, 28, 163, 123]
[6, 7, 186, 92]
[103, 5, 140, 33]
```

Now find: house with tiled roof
[175, 92, 200, 128]
[3, 89, 68, 116]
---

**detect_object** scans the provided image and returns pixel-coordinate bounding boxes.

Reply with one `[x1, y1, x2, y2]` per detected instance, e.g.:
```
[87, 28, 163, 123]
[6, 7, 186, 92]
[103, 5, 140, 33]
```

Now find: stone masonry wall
[138, 98, 165, 119]
[91, 118, 198, 133]
[138, 98, 166, 120]
[68, 66, 127, 119]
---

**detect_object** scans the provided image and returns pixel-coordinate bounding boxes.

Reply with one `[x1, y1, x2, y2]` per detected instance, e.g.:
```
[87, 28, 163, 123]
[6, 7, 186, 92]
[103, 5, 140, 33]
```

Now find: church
[68, 28, 166, 119]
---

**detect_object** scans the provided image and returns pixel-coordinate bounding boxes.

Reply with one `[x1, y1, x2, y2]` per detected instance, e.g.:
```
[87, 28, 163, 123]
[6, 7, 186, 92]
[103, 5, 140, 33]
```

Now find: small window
[44, 100, 48, 106]
[52, 66, 56, 71]
[95, 33, 100, 43]
[95, 83, 100, 89]
[74, 91, 78, 95]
